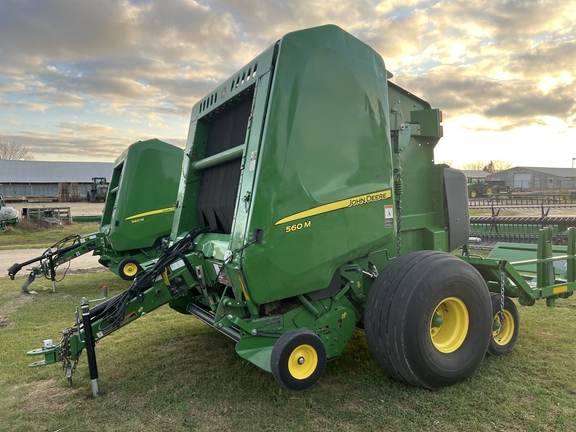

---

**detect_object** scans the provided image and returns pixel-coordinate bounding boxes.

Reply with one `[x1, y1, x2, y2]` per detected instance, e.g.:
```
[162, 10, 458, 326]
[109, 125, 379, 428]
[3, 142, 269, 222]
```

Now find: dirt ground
[1, 202, 106, 279]
[1, 249, 104, 279]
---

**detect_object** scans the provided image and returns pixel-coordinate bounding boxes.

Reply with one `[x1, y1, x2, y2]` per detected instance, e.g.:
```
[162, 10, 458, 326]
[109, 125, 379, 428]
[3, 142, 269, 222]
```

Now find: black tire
[469, 189, 478, 198]
[117, 257, 140, 281]
[487, 294, 519, 356]
[364, 251, 492, 389]
[270, 328, 326, 391]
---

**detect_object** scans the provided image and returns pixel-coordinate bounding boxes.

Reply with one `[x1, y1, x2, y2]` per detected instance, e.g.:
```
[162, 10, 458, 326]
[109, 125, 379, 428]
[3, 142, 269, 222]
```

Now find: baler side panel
[243, 26, 396, 304]
[108, 139, 183, 251]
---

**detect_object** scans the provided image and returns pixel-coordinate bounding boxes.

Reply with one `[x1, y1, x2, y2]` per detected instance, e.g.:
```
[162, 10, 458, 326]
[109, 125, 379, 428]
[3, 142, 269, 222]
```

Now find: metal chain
[497, 263, 506, 335]
[59, 327, 80, 385]
[394, 152, 403, 257]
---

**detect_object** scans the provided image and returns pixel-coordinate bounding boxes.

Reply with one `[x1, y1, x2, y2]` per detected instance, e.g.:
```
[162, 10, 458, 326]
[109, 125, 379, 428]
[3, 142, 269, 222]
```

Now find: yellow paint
[553, 285, 568, 294]
[238, 272, 250, 301]
[275, 189, 392, 226]
[288, 344, 318, 379]
[125, 206, 176, 221]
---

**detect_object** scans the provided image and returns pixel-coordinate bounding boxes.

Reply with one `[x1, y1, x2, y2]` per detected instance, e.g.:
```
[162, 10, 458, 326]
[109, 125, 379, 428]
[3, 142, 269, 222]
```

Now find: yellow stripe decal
[274, 189, 392, 226]
[125, 206, 176, 221]
[553, 285, 568, 294]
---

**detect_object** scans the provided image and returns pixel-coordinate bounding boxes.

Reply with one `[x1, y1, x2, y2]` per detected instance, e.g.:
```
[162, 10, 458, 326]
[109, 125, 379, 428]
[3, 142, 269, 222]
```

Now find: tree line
[0, 139, 34, 160]
[439, 159, 512, 174]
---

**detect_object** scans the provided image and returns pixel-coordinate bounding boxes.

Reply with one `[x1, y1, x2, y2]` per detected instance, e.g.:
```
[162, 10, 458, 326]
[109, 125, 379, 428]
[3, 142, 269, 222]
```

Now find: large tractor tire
[469, 188, 478, 198]
[365, 251, 492, 389]
[487, 294, 519, 356]
[270, 328, 326, 391]
[117, 258, 140, 281]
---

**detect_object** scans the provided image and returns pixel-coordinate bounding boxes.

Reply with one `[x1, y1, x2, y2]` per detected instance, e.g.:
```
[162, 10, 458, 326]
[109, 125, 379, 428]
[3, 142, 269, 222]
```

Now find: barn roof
[497, 167, 576, 178]
[461, 170, 491, 177]
[0, 159, 114, 183]
[517, 167, 576, 178]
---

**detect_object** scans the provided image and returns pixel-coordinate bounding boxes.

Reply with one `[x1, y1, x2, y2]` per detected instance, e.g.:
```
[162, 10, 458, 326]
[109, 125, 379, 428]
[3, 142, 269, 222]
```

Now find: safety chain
[59, 327, 80, 385]
[497, 262, 506, 335]
[394, 152, 403, 257]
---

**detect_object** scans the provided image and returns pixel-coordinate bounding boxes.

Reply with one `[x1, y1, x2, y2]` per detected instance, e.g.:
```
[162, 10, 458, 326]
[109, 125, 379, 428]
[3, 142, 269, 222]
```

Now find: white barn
[0, 159, 113, 200]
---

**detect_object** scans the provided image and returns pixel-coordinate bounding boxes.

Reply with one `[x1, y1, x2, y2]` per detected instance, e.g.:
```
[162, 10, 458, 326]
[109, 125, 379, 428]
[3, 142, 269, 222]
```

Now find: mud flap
[22, 272, 37, 294]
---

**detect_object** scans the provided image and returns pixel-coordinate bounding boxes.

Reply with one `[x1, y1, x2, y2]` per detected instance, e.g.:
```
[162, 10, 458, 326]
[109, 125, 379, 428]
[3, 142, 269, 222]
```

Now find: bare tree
[483, 160, 512, 173]
[0, 139, 35, 160]
[459, 161, 487, 171]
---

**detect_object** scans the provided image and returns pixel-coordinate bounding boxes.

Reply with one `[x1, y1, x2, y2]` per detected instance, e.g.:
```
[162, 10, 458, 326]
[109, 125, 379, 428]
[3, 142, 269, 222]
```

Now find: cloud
[0, 119, 21, 125]
[58, 122, 116, 135]
[0, 0, 574, 164]
[18, 102, 49, 112]
[147, 122, 171, 130]
[0, 0, 137, 59]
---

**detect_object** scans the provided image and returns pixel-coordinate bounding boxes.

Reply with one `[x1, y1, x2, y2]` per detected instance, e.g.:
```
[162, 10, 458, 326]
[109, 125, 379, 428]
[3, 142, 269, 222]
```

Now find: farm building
[487, 167, 576, 190]
[461, 170, 491, 179]
[0, 159, 113, 201]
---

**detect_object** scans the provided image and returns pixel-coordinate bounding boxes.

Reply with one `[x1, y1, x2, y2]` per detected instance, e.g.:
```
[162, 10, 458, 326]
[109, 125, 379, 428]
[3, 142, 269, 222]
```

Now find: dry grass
[1, 271, 576, 431]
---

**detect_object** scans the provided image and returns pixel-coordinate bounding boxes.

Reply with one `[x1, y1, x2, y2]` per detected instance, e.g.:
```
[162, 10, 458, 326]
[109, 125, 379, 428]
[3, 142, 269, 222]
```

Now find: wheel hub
[429, 297, 470, 353]
[288, 344, 318, 380]
[492, 310, 514, 345]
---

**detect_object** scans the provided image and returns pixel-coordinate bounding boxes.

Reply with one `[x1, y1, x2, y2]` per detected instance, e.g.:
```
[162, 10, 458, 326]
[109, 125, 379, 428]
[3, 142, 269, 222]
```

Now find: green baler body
[173, 25, 446, 306]
[10, 139, 184, 284]
[102, 139, 183, 253]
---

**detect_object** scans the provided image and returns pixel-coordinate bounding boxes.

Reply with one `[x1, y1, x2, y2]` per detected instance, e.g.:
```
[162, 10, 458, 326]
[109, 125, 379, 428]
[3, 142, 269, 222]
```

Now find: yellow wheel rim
[430, 297, 469, 353]
[123, 263, 138, 277]
[492, 310, 514, 346]
[288, 344, 318, 380]
[486, 187, 493, 195]
[470, 190, 477, 198]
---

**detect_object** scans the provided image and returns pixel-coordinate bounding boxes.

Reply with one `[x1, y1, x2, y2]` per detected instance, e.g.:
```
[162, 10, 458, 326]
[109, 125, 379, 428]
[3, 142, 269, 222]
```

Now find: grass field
[1, 270, 576, 432]
[0, 221, 100, 250]
[1, 220, 575, 430]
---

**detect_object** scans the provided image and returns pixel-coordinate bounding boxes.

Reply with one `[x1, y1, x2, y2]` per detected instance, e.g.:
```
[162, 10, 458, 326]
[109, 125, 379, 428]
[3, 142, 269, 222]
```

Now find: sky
[0, 0, 575, 168]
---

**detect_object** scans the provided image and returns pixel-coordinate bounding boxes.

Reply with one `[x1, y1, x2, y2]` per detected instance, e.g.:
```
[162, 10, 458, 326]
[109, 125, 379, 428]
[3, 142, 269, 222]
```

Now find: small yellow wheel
[117, 258, 140, 281]
[271, 329, 326, 390]
[430, 297, 469, 353]
[487, 294, 519, 356]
